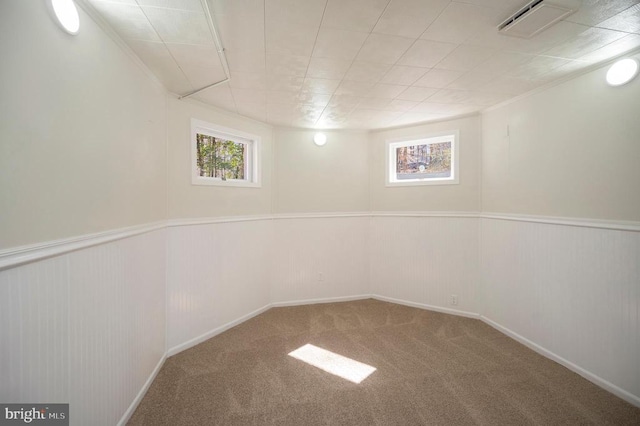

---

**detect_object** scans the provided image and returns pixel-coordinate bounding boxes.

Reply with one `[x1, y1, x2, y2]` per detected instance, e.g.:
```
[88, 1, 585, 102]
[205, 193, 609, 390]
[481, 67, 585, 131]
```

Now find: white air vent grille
[498, 0, 579, 39]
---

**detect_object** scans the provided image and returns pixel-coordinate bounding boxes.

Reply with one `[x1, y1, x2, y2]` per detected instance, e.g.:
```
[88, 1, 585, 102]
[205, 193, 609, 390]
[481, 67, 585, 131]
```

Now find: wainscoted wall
[271, 216, 370, 305]
[0, 229, 166, 426]
[166, 220, 273, 354]
[480, 218, 640, 405]
[2, 214, 639, 426]
[370, 215, 479, 316]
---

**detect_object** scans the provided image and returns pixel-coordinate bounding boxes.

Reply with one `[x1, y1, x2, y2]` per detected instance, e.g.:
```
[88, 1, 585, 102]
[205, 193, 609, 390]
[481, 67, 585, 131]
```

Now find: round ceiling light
[606, 58, 638, 86]
[51, 0, 80, 35]
[313, 132, 327, 146]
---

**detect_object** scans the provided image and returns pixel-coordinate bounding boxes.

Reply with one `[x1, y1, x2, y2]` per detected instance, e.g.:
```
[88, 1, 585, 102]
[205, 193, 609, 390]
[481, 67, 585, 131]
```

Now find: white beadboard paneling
[370, 216, 479, 314]
[68, 229, 166, 426]
[271, 217, 370, 304]
[166, 220, 272, 351]
[0, 257, 69, 403]
[480, 218, 640, 404]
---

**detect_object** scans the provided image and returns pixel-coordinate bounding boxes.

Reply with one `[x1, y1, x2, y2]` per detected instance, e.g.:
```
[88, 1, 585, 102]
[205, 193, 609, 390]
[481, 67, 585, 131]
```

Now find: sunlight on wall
[288, 344, 376, 384]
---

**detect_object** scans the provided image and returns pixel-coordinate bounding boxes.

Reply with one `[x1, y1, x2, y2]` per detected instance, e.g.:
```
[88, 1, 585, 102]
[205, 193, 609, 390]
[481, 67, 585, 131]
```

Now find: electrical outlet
[318, 272, 324, 282]
[450, 294, 458, 306]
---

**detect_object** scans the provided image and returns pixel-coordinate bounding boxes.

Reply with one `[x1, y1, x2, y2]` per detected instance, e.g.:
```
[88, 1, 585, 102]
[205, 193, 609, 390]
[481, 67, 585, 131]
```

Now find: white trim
[0, 222, 166, 271]
[2, 211, 639, 270]
[480, 315, 640, 408]
[271, 294, 372, 307]
[371, 294, 480, 319]
[117, 354, 166, 426]
[482, 212, 640, 232]
[166, 304, 272, 356]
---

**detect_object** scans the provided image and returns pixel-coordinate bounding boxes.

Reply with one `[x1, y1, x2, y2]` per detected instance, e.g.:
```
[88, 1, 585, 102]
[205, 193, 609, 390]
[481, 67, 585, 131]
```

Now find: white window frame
[191, 118, 261, 188]
[386, 130, 459, 187]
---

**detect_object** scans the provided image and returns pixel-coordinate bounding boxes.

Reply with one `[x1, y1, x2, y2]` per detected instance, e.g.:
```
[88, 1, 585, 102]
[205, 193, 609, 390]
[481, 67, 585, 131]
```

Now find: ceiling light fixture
[50, 0, 80, 35]
[313, 133, 327, 146]
[606, 58, 639, 86]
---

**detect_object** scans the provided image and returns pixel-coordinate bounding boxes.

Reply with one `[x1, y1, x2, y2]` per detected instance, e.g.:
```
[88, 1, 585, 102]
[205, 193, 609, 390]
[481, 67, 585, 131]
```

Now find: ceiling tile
[297, 92, 332, 107]
[90, 1, 161, 41]
[266, 74, 305, 91]
[386, 99, 420, 111]
[410, 101, 479, 115]
[567, 1, 640, 27]
[413, 68, 464, 88]
[396, 86, 438, 101]
[578, 33, 640, 62]
[165, 43, 220, 68]
[266, 90, 298, 105]
[456, 0, 528, 11]
[391, 112, 447, 126]
[214, 12, 264, 51]
[265, 0, 326, 27]
[480, 76, 539, 95]
[183, 66, 227, 88]
[225, 49, 266, 73]
[141, 7, 213, 44]
[136, 0, 202, 12]
[265, 54, 310, 77]
[592, 4, 640, 33]
[232, 88, 267, 104]
[210, 0, 263, 16]
[126, 39, 193, 93]
[335, 80, 376, 97]
[356, 34, 415, 64]
[322, 0, 389, 32]
[235, 102, 267, 122]
[367, 83, 408, 99]
[327, 95, 365, 109]
[421, 1, 504, 44]
[192, 84, 237, 110]
[398, 39, 458, 68]
[446, 70, 496, 91]
[344, 61, 392, 83]
[471, 51, 533, 76]
[361, 98, 393, 110]
[507, 55, 572, 80]
[301, 78, 342, 95]
[373, 0, 449, 39]
[543, 27, 629, 59]
[435, 44, 497, 71]
[228, 71, 267, 89]
[312, 28, 369, 61]
[306, 57, 352, 79]
[380, 65, 429, 85]
[266, 21, 319, 57]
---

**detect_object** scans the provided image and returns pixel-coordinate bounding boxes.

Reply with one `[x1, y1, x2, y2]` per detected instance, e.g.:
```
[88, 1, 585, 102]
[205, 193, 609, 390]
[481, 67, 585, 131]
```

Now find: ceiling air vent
[498, 0, 579, 38]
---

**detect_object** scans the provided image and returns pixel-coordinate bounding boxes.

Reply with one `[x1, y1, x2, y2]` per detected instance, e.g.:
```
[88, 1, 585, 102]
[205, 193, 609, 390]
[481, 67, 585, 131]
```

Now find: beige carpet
[129, 299, 640, 425]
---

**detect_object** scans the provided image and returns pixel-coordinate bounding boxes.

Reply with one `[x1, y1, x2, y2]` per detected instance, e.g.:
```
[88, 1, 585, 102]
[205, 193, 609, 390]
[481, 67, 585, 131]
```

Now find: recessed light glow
[313, 132, 327, 146]
[288, 344, 376, 384]
[51, 0, 80, 35]
[606, 58, 638, 86]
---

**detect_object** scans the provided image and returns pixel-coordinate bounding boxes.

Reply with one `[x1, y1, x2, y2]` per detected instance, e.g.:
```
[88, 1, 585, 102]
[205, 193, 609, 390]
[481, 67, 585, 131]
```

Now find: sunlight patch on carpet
[288, 344, 376, 384]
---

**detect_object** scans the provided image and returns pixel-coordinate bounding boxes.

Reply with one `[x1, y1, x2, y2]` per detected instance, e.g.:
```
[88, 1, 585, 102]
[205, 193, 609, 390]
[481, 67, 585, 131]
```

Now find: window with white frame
[386, 131, 459, 186]
[191, 119, 261, 187]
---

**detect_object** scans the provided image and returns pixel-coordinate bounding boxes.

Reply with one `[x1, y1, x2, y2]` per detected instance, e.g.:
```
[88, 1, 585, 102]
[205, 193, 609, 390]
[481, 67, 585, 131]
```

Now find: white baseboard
[371, 294, 480, 319]
[117, 354, 166, 426]
[481, 315, 640, 408]
[166, 304, 272, 356]
[271, 294, 373, 307]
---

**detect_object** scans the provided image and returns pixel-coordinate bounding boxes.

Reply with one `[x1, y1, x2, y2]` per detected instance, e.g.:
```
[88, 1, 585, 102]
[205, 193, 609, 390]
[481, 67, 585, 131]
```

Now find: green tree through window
[196, 133, 246, 180]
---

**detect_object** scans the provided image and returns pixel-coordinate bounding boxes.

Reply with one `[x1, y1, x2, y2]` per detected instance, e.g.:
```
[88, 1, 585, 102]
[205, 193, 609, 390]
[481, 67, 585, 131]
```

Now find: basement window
[386, 131, 459, 186]
[191, 119, 261, 187]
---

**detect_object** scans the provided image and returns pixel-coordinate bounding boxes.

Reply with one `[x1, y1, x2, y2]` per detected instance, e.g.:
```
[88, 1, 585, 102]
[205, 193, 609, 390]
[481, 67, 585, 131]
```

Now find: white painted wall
[0, 0, 167, 250]
[167, 98, 274, 219]
[482, 52, 640, 222]
[273, 128, 370, 213]
[369, 115, 482, 213]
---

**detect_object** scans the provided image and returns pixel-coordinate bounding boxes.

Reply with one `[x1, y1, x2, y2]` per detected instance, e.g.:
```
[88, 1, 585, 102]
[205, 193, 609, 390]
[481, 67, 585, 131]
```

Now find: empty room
[1, 0, 640, 425]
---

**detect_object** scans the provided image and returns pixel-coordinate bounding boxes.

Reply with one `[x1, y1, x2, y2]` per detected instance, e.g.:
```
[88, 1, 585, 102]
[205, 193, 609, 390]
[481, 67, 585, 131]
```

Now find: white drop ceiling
[83, 0, 640, 130]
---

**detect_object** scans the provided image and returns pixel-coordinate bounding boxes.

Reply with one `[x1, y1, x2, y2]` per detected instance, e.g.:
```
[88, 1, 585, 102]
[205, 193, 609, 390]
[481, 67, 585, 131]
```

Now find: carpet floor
[128, 299, 640, 425]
